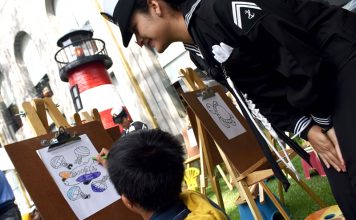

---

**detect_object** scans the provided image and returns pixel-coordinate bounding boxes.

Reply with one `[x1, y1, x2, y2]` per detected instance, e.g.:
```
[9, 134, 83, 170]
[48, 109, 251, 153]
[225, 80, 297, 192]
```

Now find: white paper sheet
[37, 134, 120, 220]
[198, 93, 246, 140]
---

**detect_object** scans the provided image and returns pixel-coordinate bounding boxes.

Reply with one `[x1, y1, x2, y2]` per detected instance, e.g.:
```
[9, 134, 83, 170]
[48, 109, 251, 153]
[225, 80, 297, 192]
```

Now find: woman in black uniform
[99, 0, 356, 217]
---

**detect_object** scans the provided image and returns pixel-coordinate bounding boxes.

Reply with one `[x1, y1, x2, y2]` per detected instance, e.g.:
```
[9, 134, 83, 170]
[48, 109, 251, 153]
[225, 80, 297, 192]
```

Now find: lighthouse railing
[54, 39, 109, 69]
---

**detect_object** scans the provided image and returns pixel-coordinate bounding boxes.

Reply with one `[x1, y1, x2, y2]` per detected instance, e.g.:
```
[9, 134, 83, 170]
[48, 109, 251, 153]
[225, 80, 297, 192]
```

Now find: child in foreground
[106, 129, 229, 220]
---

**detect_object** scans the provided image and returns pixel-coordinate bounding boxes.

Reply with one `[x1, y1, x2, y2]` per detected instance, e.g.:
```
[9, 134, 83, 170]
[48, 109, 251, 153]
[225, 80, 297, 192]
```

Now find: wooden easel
[5, 121, 140, 220]
[9, 99, 138, 219]
[180, 78, 288, 219]
[22, 98, 104, 136]
[73, 109, 102, 126]
[180, 68, 326, 219]
[180, 68, 236, 210]
[22, 98, 71, 136]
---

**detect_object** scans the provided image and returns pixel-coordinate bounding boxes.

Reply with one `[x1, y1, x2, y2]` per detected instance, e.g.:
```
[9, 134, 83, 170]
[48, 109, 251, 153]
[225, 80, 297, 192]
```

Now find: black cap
[100, 0, 136, 47]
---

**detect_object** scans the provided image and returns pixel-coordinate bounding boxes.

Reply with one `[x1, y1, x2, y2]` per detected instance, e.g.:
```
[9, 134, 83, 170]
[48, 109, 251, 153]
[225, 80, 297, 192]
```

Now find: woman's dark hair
[163, 0, 186, 10]
[134, 0, 185, 12]
[134, 0, 149, 12]
[107, 129, 185, 211]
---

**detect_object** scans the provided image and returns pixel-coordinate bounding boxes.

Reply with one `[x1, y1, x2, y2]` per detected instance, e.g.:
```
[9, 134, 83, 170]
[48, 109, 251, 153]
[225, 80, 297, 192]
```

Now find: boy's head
[107, 129, 185, 212]
[111, 106, 131, 129]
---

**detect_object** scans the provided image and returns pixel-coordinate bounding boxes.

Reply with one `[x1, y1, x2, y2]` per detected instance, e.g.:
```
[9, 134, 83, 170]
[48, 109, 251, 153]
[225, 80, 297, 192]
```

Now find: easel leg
[22, 102, 48, 136]
[199, 141, 207, 195]
[214, 141, 263, 219]
[284, 168, 326, 208]
[212, 176, 225, 210]
[260, 181, 290, 220]
[278, 181, 285, 204]
[238, 181, 263, 220]
[15, 171, 33, 208]
[197, 118, 225, 209]
[217, 165, 233, 191]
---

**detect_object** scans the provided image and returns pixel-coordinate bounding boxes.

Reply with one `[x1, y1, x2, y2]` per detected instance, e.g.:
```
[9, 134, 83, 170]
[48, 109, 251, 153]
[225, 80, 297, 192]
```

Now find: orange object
[305, 205, 344, 220]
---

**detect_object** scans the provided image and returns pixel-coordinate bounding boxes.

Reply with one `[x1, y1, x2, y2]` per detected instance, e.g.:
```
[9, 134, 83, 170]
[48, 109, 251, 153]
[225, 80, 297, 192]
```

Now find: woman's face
[130, 2, 175, 52]
[121, 117, 131, 129]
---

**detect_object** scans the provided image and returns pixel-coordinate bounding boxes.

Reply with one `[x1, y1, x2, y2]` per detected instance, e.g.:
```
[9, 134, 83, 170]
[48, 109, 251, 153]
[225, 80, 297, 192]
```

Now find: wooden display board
[182, 86, 266, 178]
[5, 121, 140, 220]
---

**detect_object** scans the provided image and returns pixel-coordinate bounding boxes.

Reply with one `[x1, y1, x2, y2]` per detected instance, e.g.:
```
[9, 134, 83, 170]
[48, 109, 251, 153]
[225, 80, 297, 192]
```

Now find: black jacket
[182, 0, 356, 137]
[180, 0, 356, 189]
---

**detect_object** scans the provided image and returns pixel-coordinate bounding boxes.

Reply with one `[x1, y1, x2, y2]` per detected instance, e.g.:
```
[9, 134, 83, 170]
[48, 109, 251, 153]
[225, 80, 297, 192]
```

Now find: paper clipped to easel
[198, 92, 246, 140]
[37, 134, 119, 220]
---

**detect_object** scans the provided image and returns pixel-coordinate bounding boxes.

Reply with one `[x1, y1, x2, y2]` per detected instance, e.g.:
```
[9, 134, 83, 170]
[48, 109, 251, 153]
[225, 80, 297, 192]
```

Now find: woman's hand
[307, 125, 345, 172]
[325, 127, 346, 171]
[96, 148, 109, 168]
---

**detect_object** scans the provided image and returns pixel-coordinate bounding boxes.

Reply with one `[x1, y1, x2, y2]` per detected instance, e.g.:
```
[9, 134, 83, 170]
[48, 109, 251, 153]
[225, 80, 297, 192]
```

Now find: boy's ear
[148, 0, 162, 17]
[121, 194, 134, 209]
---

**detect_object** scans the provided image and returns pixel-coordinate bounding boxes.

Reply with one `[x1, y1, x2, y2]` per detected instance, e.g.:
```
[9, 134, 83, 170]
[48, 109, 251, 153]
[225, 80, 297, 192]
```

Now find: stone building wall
[0, 0, 188, 145]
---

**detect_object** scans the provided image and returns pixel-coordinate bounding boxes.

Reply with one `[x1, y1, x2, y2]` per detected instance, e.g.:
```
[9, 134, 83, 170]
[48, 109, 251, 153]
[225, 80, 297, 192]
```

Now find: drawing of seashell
[50, 155, 73, 169]
[67, 186, 90, 201]
[74, 146, 90, 164]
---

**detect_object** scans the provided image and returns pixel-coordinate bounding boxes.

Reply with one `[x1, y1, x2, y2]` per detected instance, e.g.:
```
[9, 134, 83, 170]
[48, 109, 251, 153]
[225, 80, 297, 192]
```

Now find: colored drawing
[91, 175, 110, 192]
[74, 146, 90, 164]
[67, 186, 91, 201]
[76, 171, 101, 185]
[50, 155, 73, 169]
[60, 159, 98, 186]
[37, 134, 120, 220]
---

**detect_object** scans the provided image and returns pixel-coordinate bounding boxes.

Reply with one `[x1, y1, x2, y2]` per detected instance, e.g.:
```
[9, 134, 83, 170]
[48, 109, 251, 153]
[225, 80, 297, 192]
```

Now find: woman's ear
[148, 0, 162, 17]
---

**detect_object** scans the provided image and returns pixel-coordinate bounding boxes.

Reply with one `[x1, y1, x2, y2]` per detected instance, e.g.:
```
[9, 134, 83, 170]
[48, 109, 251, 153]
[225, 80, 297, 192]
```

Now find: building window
[70, 84, 82, 112]
[14, 31, 46, 86]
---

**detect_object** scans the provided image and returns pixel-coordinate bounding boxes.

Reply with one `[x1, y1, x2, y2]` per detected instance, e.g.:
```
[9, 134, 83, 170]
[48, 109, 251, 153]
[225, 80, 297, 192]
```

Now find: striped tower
[55, 29, 126, 129]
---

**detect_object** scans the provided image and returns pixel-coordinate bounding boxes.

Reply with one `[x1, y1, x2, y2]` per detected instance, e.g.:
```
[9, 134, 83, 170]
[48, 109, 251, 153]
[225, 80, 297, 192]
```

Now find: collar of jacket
[150, 199, 189, 220]
[180, 0, 202, 27]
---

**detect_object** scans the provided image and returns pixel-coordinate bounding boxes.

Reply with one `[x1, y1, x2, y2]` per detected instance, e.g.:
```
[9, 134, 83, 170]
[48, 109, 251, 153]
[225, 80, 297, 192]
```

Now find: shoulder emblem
[231, 1, 263, 32]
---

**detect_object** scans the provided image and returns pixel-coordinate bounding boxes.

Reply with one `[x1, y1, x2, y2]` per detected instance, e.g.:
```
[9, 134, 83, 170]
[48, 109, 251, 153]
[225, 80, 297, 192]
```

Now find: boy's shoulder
[180, 190, 229, 220]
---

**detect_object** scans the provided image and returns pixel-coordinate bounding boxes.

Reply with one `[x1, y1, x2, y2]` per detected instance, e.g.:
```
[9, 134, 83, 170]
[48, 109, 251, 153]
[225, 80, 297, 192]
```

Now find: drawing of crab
[206, 101, 236, 128]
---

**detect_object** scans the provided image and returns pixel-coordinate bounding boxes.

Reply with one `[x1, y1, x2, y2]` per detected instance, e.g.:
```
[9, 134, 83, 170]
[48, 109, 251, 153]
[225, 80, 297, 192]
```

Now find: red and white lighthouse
[55, 29, 124, 129]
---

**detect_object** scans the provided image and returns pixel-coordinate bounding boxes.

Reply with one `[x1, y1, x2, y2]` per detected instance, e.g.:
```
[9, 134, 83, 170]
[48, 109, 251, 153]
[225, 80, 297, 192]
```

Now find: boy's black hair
[107, 129, 185, 211]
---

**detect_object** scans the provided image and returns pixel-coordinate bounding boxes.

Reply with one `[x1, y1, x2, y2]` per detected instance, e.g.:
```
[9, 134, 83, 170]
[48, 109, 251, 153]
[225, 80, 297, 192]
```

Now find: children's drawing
[67, 186, 91, 201]
[206, 101, 237, 128]
[74, 146, 90, 164]
[76, 171, 101, 185]
[198, 93, 246, 140]
[91, 175, 110, 192]
[59, 159, 99, 186]
[50, 155, 73, 169]
[37, 134, 120, 220]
